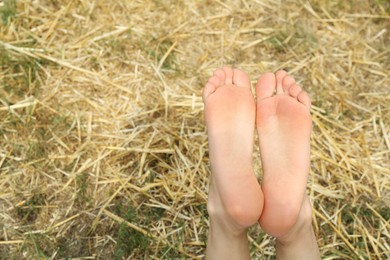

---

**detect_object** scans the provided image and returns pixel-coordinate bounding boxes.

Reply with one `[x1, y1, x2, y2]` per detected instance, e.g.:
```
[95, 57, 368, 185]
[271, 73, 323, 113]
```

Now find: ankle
[206, 222, 251, 260]
[277, 197, 313, 245]
[275, 202, 320, 260]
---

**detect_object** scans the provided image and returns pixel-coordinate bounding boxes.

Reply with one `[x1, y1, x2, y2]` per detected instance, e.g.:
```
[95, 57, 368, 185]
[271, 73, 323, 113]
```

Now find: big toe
[256, 72, 276, 101]
[233, 69, 251, 89]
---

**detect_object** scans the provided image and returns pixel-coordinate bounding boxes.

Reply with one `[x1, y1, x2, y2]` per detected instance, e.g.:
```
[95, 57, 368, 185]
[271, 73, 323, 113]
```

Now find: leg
[203, 67, 264, 259]
[255, 71, 320, 259]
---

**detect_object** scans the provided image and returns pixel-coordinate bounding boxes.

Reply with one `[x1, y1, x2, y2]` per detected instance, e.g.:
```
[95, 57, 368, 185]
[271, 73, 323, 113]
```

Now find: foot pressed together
[204, 67, 320, 259]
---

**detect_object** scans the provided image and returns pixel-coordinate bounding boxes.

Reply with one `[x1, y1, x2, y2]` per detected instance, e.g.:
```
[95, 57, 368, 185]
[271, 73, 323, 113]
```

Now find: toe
[232, 69, 251, 89]
[275, 70, 287, 94]
[289, 84, 303, 98]
[298, 91, 311, 108]
[208, 76, 222, 87]
[223, 66, 234, 85]
[282, 75, 295, 93]
[256, 72, 276, 101]
[203, 82, 217, 102]
[213, 68, 225, 82]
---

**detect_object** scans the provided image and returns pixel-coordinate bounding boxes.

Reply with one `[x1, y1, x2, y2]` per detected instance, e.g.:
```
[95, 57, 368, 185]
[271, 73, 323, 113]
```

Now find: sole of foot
[204, 66, 263, 231]
[255, 70, 312, 238]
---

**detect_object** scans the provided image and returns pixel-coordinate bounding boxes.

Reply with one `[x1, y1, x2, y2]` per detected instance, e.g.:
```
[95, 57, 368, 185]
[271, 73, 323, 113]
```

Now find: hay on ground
[0, 0, 389, 259]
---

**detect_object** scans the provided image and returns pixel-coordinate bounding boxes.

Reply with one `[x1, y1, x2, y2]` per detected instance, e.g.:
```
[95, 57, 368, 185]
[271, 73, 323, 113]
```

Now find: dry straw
[0, 0, 389, 259]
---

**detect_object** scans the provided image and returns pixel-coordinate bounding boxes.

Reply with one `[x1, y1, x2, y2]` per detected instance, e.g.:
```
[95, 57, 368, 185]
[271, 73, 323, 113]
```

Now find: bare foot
[255, 71, 320, 259]
[255, 70, 312, 237]
[204, 67, 263, 259]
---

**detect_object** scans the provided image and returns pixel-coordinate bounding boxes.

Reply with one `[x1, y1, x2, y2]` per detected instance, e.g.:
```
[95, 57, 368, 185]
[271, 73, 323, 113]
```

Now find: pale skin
[203, 67, 320, 259]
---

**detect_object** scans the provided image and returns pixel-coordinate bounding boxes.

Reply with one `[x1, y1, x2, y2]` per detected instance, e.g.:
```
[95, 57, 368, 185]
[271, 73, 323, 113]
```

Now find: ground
[0, 0, 389, 259]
